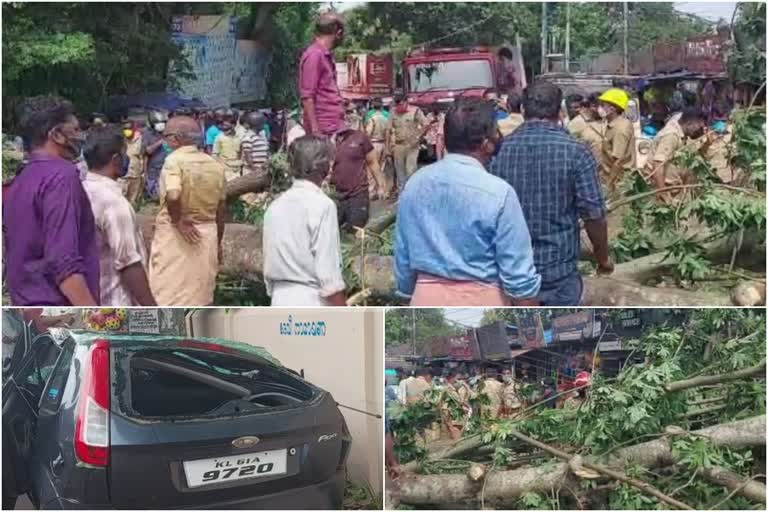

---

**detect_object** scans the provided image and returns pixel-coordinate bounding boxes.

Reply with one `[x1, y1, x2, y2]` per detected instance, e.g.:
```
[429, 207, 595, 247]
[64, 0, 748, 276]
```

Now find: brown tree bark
[396, 416, 766, 507]
[225, 170, 271, 200]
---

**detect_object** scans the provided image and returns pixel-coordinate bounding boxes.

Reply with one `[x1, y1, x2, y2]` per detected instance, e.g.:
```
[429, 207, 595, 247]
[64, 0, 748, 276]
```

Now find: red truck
[402, 46, 525, 109]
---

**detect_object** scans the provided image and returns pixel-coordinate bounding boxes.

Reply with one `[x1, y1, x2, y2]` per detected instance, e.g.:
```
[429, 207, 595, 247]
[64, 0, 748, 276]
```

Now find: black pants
[338, 193, 370, 230]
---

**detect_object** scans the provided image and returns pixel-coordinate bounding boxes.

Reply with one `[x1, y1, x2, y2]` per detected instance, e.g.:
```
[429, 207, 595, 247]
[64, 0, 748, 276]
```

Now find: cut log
[397, 462, 575, 507]
[397, 416, 766, 506]
[352, 255, 732, 306]
[224, 170, 271, 200]
[137, 214, 263, 282]
[701, 466, 766, 504]
[136, 214, 738, 306]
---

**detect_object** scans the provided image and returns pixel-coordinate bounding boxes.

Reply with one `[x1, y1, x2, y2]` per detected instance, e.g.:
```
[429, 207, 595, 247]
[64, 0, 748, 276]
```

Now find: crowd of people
[386, 363, 593, 442]
[2, 12, 736, 307]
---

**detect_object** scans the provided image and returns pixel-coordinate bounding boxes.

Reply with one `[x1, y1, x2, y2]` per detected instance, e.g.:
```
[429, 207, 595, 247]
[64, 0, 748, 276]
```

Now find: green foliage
[387, 399, 439, 463]
[730, 108, 767, 189]
[2, 3, 194, 126]
[727, 2, 766, 85]
[384, 309, 461, 348]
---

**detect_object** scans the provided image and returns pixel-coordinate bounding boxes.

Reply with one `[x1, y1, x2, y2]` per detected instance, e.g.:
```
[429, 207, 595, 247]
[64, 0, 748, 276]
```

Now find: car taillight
[74, 340, 110, 467]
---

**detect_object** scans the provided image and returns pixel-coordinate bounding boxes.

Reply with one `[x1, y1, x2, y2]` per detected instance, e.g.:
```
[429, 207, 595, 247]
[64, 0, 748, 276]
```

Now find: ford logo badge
[232, 436, 260, 449]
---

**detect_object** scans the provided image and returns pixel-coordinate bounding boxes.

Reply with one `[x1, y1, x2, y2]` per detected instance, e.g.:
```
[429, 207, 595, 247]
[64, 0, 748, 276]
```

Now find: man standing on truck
[365, 97, 391, 199]
[597, 88, 636, 190]
[490, 81, 613, 306]
[387, 93, 428, 193]
[299, 13, 345, 138]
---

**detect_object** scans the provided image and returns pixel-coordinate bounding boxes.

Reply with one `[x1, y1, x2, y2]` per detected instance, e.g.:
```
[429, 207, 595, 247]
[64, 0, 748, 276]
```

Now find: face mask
[154, 122, 166, 133]
[118, 154, 130, 178]
[123, 129, 134, 139]
[597, 107, 608, 119]
[56, 129, 86, 161]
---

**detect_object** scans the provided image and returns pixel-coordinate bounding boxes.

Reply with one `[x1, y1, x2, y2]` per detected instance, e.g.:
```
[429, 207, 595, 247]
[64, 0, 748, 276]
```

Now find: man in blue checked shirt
[490, 81, 613, 306]
[394, 99, 541, 306]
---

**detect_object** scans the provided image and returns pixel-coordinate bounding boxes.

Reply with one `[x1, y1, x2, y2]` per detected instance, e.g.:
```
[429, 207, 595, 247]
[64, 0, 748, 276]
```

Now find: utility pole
[565, 2, 571, 73]
[623, 2, 629, 74]
[411, 309, 416, 355]
[540, 2, 548, 75]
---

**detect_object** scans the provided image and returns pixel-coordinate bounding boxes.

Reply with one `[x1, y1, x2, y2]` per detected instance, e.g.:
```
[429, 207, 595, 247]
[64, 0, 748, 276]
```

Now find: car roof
[64, 330, 282, 366]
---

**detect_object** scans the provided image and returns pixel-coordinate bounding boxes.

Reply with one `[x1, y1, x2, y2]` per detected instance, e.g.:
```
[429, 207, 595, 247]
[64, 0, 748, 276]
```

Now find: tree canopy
[385, 308, 461, 350]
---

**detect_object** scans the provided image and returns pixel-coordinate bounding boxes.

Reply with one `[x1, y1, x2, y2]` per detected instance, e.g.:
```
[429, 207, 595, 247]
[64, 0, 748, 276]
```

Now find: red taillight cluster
[74, 340, 110, 467]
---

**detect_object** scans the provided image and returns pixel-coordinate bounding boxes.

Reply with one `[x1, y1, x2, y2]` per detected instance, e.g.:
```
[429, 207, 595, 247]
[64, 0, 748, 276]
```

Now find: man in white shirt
[262, 135, 346, 306]
[82, 128, 156, 306]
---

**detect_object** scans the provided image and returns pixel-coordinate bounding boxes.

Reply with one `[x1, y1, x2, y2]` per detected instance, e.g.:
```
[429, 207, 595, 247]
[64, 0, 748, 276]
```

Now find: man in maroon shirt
[299, 13, 345, 137]
[331, 127, 379, 230]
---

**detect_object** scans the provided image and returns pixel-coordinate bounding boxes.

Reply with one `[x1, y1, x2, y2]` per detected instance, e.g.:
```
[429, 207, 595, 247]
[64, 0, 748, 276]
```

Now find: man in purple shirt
[3, 96, 100, 305]
[299, 13, 345, 137]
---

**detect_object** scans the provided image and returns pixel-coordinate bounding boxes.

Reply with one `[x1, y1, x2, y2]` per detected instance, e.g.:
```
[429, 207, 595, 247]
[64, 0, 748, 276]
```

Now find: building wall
[188, 308, 383, 493]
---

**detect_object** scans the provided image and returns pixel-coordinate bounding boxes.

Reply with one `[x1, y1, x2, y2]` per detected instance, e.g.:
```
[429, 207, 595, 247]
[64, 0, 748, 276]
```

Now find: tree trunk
[701, 466, 766, 504]
[396, 416, 766, 506]
[225, 170, 271, 200]
[398, 463, 575, 507]
[352, 255, 733, 306]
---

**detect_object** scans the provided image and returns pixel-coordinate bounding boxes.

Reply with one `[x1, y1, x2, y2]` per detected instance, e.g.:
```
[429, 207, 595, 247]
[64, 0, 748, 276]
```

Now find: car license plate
[183, 449, 287, 488]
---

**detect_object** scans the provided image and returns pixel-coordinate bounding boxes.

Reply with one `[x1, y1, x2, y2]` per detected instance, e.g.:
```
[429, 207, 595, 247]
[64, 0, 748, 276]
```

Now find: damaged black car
[2, 328, 351, 509]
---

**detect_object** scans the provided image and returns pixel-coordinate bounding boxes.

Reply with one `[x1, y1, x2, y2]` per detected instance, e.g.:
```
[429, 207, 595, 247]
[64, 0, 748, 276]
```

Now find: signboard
[611, 310, 644, 338]
[552, 311, 598, 342]
[517, 313, 545, 349]
[170, 15, 236, 108]
[231, 40, 270, 104]
[684, 34, 727, 74]
[448, 334, 479, 360]
[344, 53, 394, 96]
[598, 340, 624, 352]
[475, 322, 509, 360]
[129, 310, 160, 334]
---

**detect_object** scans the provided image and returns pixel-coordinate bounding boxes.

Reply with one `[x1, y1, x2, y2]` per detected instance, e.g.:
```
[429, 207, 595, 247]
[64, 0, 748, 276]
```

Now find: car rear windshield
[114, 348, 316, 419]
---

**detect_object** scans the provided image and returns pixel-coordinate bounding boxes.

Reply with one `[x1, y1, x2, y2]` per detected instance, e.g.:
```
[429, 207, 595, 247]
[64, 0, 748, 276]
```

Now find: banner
[517, 312, 545, 349]
[553, 311, 598, 342]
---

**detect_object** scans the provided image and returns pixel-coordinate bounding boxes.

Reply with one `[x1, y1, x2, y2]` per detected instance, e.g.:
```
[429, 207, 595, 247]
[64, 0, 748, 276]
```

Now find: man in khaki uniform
[597, 88, 636, 190]
[212, 113, 243, 180]
[497, 94, 525, 137]
[646, 110, 716, 201]
[501, 370, 522, 416]
[387, 93, 427, 193]
[482, 375, 504, 419]
[565, 96, 607, 164]
[404, 368, 432, 404]
[365, 98, 390, 198]
[120, 121, 145, 206]
[149, 116, 227, 306]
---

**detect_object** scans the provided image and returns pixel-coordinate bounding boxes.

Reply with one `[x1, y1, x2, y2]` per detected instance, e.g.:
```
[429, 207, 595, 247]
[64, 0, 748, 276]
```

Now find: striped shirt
[241, 129, 269, 171]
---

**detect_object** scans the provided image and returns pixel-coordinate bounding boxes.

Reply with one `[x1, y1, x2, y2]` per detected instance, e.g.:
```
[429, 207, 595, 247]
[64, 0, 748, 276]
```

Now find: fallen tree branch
[688, 396, 727, 407]
[702, 469, 766, 506]
[397, 416, 766, 507]
[607, 184, 763, 213]
[507, 430, 694, 510]
[401, 434, 486, 473]
[681, 404, 728, 419]
[665, 358, 766, 392]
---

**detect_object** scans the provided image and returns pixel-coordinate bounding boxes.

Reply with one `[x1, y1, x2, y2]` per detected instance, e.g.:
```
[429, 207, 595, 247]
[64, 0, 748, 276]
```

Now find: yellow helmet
[598, 88, 629, 111]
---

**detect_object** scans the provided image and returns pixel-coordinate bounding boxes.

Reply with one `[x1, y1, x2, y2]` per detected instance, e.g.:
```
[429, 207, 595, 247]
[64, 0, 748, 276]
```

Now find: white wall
[189, 308, 383, 493]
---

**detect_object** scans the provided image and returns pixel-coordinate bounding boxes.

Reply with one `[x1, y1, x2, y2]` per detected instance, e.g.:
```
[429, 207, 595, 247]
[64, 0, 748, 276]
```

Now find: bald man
[299, 13, 346, 136]
[149, 116, 227, 305]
